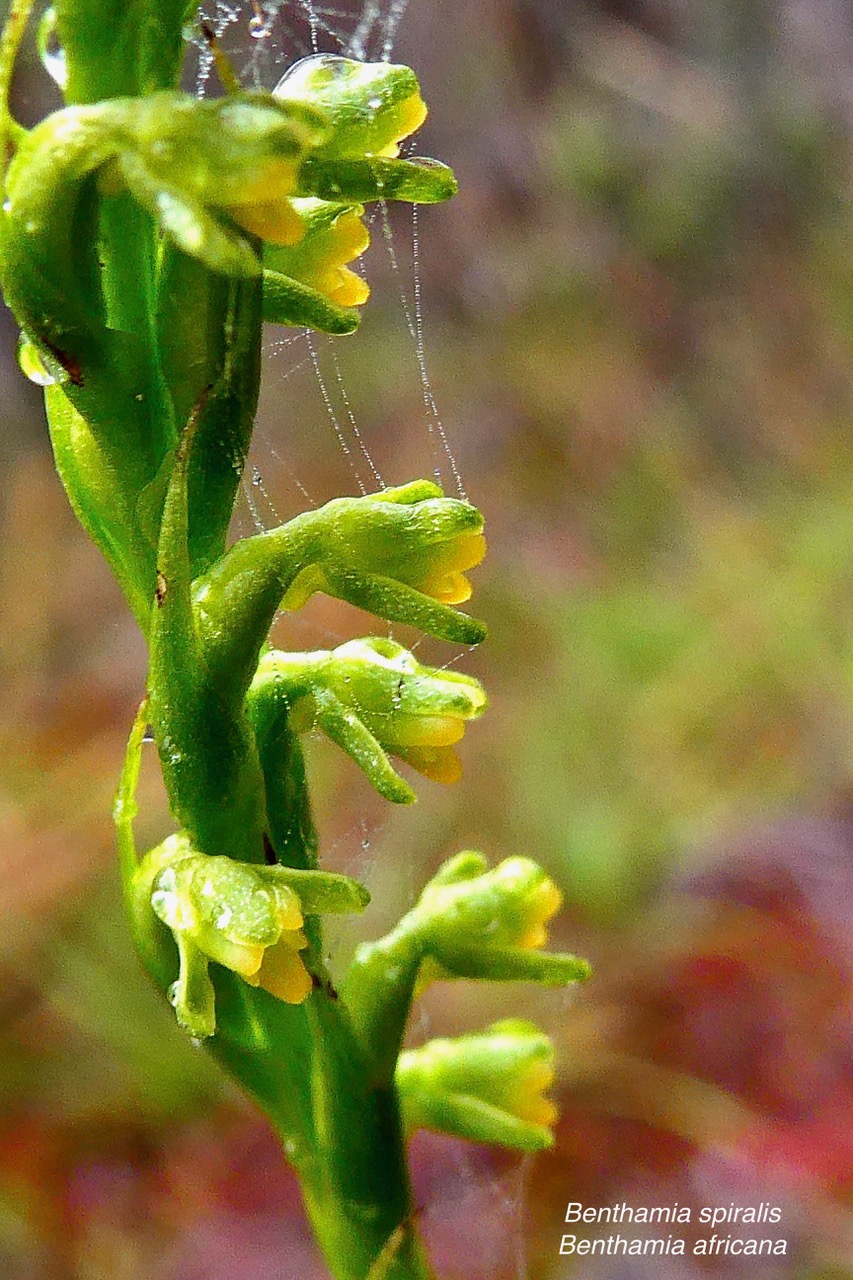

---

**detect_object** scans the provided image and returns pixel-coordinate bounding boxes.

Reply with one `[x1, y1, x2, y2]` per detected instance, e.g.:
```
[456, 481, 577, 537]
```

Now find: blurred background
[2, 0, 853, 1275]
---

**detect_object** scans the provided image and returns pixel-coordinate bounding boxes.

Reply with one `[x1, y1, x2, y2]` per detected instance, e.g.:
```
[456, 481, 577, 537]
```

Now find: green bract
[0, 7, 589, 1279]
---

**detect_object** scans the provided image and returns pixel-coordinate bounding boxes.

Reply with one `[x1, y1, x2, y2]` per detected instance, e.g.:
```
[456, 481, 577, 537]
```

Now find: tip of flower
[374, 92, 429, 157]
[327, 268, 370, 307]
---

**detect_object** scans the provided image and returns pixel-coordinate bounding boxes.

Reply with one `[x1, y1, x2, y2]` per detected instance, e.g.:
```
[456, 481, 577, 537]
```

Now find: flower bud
[407, 853, 591, 986]
[419, 855, 563, 950]
[397, 1020, 558, 1152]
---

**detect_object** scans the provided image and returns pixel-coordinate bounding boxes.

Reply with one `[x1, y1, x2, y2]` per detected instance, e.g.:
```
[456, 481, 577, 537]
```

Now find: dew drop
[272, 54, 350, 98]
[167, 980, 180, 1008]
[248, 13, 269, 38]
[37, 8, 67, 89]
[17, 335, 55, 386]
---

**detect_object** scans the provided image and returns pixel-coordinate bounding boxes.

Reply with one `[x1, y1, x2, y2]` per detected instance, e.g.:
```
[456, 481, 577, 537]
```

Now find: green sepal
[259, 865, 370, 915]
[311, 688, 418, 804]
[309, 564, 486, 645]
[411, 1093, 553, 1153]
[298, 155, 458, 205]
[171, 932, 217, 1041]
[262, 266, 360, 333]
[426, 849, 489, 885]
[426, 944, 592, 985]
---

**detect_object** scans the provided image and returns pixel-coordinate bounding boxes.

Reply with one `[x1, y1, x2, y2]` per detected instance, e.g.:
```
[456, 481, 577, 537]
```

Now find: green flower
[397, 1020, 558, 1152]
[139, 834, 369, 1038]
[250, 637, 487, 801]
[279, 480, 487, 616]
[417, 852, 565, 953]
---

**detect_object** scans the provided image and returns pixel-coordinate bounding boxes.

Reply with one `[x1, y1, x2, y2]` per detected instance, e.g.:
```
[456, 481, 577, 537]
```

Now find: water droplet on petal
[273, 53, 351, 98]
[17, 335, 55, 386]
[37, 8, 67, 89]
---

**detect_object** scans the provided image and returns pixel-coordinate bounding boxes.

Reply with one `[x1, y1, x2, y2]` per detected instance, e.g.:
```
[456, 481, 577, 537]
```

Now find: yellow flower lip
[420, 533, 486, 604]
[326, 269, 370, 307]
[516, 877, 563, 950]
[243, 932, 313, 1003]
[510, 1058, 558, 1126]
[397, 744, 463, 784]
[263, 200, 372, 303]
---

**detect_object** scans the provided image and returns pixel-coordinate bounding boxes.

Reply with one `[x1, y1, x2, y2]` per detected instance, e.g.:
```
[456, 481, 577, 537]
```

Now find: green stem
[0, 0, 34, 177]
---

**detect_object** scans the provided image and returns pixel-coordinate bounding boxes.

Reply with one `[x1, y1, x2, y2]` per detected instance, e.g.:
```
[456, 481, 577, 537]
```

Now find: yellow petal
[371, 92, 428, 157]
[398, 744, 462, 784]
[202, 935, 265, 977]
[421, 571, 472, 605]
[519, 1094, 559, 1127]
[326, 267, 370, 308]
[385, 714, 466, 748]
[435, 533, 487, 575]
[252, 940, 313, 1004]
[230, 198, 305, 245]
[515, 878, 563, 949]
[273, 886, 304, 932]
[509, 1059, 557, 1126]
